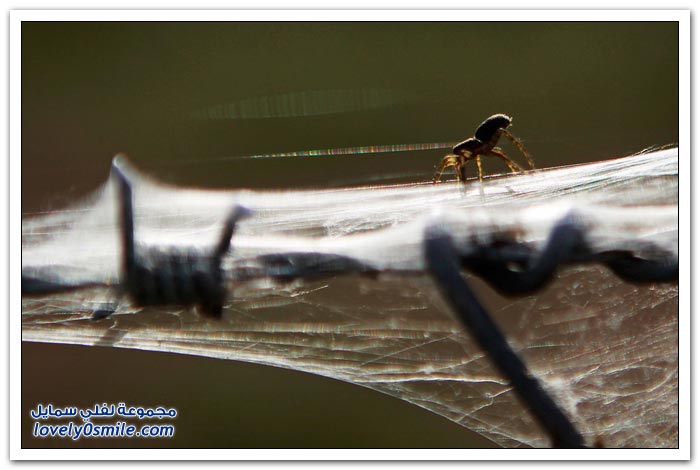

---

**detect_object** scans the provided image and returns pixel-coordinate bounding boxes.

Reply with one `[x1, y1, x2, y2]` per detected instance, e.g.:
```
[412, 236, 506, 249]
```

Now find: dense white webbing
[22, 148, 679, 448]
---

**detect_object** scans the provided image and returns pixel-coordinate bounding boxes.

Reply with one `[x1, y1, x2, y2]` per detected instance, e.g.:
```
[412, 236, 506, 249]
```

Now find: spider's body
[433, 113, 535, 183]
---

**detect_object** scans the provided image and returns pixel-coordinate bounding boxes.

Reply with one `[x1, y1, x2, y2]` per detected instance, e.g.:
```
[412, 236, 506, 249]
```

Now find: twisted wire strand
[248, 214, 678, 290]
[110, 156, 251, 318]
[420, 212, 676, 448]
[424, 227, 587, 448]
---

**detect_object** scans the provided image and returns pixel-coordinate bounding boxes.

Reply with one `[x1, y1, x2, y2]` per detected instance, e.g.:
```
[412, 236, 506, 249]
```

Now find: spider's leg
[475, 154, 484, 182]
[433, 154, 461, 183]
[454, 155, 467, 182]
[500, 129, 536, 170]
[488, 148, 524, 174]
[455, 154, 475, 182]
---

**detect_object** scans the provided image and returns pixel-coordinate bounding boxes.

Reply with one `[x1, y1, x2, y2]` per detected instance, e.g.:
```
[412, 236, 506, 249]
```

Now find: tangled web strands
[22, 148, 679, 448]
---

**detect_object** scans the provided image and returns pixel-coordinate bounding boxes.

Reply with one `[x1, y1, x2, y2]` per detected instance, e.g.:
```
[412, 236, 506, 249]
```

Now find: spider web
[21, 148, 680, 448]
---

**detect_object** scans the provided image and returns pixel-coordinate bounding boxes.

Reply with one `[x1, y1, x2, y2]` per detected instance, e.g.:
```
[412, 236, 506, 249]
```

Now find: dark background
[22, 21, 679, 448]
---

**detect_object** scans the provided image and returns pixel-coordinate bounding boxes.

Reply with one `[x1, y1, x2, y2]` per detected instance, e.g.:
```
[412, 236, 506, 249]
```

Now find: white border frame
[9, 9, 690, 461]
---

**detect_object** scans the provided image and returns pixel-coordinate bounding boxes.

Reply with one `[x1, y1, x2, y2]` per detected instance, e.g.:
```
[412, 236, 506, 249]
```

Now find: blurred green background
[21, 21, 678, 448]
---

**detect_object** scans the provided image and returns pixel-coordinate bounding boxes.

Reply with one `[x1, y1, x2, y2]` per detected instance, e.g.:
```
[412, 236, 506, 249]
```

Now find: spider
[433, 113, 536, 183]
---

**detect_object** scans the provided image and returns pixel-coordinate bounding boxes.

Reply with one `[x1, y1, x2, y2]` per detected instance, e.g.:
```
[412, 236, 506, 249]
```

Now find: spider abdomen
[474, 113, 512, 143]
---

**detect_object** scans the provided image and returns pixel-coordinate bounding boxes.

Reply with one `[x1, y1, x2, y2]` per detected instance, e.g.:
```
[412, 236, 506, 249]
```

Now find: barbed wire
[21, 148, 679, 448]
